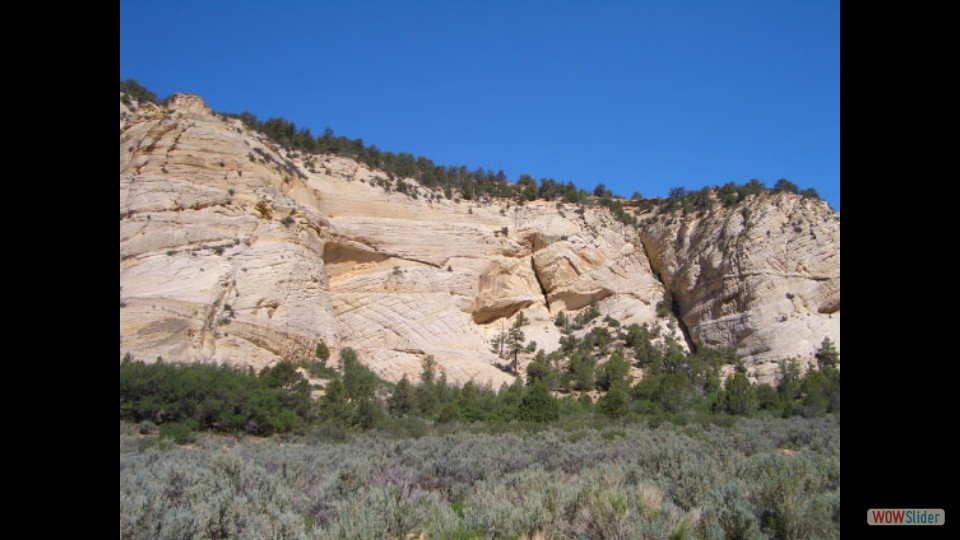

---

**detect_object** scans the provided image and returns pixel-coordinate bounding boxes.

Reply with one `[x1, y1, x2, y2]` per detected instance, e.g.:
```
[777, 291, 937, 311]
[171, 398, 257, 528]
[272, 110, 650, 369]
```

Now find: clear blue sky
[121, 0, 839, 210]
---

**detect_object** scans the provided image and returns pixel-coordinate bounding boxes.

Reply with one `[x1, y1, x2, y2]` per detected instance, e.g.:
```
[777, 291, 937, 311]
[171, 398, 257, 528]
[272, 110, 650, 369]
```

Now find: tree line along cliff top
[121, 79, 830, 228]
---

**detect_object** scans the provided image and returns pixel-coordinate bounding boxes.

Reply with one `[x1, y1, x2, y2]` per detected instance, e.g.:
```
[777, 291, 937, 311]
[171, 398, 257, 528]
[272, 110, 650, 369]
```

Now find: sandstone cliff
[119, 94, 839, 384]
[639, 194, 840, 380]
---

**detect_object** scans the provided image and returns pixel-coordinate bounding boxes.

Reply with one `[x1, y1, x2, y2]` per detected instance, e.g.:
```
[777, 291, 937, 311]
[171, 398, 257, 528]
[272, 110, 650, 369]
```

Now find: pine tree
[572, 356, 595, 392]
[353, 398, 383, 429]
[773, 178, 800, 194]
[815, 337, 839, 370]
[824, 367, 840, 413]
[319, 376, 349, 426]
[799, 369, 829, 417]
[497, 378, 526, 420]
[658, 372, 695, 413]
[315, 341, 330, 366]
[341, 349, 377, 401]
[777, 359, 803, 416]
[507, 325, 525, 374]
[723, 372, 756, 415]
[388, 375, 414, 416]
[598, 380, 630, 418]
[517, 174, 538, 201]
[555, 311, 571, 334]
[416, 357, 438, 415]
[596, 353, 631, 391]
[754, 383, 781, 412]
[120, 79, 159, 104]
[526, 351, 555, 388]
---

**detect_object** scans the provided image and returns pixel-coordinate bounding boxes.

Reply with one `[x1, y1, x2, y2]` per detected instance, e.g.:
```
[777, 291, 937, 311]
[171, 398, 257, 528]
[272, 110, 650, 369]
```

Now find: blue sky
[121, 0, 839, 210]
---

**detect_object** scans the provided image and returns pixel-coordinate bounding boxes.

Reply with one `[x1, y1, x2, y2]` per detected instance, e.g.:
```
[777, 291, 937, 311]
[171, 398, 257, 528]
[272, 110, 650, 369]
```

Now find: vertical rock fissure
[670, 290, 697, 355]
[636, 234, 697, 354]
[530, 256, 551, 312]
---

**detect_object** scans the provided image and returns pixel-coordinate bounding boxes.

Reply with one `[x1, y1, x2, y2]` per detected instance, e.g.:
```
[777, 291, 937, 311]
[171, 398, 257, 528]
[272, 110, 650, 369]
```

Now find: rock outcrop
[119, 93, 839, 385]
[639, 193, 840, 381]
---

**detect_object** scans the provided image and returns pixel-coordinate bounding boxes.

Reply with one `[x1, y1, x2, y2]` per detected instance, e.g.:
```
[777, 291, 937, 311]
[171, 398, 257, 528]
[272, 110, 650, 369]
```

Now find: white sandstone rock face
[119, 93, 839, 385]
[638, 193, 840, 382]
[120, 94, 339, 372]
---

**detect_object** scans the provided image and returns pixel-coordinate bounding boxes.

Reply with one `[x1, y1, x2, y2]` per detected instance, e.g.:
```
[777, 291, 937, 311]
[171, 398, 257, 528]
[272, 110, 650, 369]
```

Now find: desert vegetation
[121, 334, 841, 538]
[120, 416, 839, 539]
[120, 316, 839, 440]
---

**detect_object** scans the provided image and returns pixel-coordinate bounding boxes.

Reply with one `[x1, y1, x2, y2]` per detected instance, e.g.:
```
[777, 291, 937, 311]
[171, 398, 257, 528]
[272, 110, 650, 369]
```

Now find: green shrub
[518, 380, 560, 422]
[119, 359, 312, 436]
[301, 360, 337, 379]
[314, 341, 330, 363]
[597, 380, 630, 419]
[159, 420, 197, 444]
[437, 403, 463, 424]
[744, 453, 819, 538]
